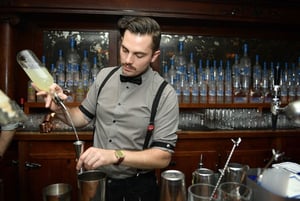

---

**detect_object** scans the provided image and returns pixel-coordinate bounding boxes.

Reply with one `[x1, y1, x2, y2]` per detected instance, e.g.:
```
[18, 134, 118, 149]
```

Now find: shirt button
[118, 103, 121, 106]
[113, 120, 116, 123]
[109, 139, 112, 143]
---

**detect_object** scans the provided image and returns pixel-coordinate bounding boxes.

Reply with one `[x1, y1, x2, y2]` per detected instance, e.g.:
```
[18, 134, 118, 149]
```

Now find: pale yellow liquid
[23, 67, 54, 92]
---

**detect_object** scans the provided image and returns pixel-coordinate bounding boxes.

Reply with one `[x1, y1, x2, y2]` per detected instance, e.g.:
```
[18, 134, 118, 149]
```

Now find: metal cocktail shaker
[160, 170, 187, 201]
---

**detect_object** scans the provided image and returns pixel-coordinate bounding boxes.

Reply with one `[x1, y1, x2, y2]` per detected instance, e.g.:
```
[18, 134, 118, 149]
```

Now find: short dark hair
[118, 16, 161, 52]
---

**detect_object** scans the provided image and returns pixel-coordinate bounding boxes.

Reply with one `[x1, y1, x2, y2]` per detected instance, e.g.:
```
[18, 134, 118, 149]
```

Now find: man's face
[120, 30, 160, 77]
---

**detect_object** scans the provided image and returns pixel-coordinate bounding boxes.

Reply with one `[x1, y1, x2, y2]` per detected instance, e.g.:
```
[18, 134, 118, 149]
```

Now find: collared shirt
[80, 66, 179, 178]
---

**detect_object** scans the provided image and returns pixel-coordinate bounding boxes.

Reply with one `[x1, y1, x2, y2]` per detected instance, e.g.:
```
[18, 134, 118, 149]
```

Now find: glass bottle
[224, 60, 232, 103]
[174, 40, 187, 73]
[17, 50, 54, 92]
[262, 62, 272, 103]
[250, 55, 263, 103]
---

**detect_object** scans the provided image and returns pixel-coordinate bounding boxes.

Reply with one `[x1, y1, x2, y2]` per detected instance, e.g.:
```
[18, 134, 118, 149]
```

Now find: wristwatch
[114, 150, 125, 165]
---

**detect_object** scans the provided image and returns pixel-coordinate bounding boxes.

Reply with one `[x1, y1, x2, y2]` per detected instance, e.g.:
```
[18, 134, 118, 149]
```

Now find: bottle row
[26, 37, 102, 103]
[162, 41, 300, 104]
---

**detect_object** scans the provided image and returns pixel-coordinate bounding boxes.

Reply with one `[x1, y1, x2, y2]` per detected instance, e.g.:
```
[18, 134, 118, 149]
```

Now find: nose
[125, 53, 134, 64]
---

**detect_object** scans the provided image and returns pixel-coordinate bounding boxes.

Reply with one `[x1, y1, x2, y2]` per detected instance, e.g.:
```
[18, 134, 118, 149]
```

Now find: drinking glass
[218, 182, 252, 201]
[188, 183, 219, 201]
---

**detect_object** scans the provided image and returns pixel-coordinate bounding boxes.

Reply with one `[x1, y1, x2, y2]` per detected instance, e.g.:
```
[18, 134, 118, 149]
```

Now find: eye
[122, 46, 129, 53]
[135, 53, 145, 59]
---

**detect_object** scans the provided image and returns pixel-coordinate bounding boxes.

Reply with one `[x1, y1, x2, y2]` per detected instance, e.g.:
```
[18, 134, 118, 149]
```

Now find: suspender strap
[96, 66, 120, 98]
[142, 80, 168, 150]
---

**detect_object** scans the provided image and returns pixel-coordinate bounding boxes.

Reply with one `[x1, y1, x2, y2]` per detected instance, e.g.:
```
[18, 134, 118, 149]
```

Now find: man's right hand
[32, 83, 68, 112]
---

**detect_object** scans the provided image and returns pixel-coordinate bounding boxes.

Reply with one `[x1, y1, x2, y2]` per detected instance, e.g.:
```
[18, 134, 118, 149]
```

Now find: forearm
[120, 148, 172, 169]
[53, 106, 89, 128]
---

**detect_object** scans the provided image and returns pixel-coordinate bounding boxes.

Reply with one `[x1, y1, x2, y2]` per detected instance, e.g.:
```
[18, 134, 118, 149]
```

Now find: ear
[151, 50, 161, 63]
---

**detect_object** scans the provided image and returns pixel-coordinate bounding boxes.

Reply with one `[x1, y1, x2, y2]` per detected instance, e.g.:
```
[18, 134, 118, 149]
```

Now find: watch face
[116, 150, 124, 158]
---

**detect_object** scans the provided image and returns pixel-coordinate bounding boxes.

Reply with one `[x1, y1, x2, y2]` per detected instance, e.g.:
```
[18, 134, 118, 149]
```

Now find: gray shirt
[80, 66, 179, 178]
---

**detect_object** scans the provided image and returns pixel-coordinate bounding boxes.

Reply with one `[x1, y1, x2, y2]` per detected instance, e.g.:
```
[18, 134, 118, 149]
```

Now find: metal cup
[224, 163, 249, 184]
[160, 170, 187, 201]
[42, 183, 72, 201]
[73, 140, 85, 173]
[77, 170, 106, 201]
[192, 168, 215, 185]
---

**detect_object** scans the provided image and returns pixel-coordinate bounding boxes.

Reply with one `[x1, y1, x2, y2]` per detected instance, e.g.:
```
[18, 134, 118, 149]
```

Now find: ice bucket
[42, 183, 72, 201]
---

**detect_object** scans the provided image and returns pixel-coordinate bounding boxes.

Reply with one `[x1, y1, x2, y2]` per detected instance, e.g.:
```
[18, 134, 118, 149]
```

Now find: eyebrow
[121, 44, 148, 56]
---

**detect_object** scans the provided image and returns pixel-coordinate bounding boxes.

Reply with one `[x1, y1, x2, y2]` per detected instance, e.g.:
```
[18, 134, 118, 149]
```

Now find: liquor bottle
[75, 80, 85, 102]
[191, 73, 199, 103]
[250, 55, 263, 103]
[187, 52, 196, 79]
[197, 59, 203, 80]
[296, 57, 300, 100]
[90, 56, 100, 83]
[288, 63, 296, 102]
[182, 74, 190, 103]
[216, 60, 224, 104]
[81, 50, 91, 82]
[239, 44, 251, 103]
[17, 50, 54, 102]
[50, 63, 57, 84]
[208, 67, 216, 104]
[224, 60, 232, 103]
[66, 37, 80, 75]
[163, 64, 170, 83]
[174, 40, 187, 73]
[199, 73, 207, 104]
[168, 58, 177, 87]
[280, 63, 288, 104]
[262, 62, 272, 103]
[233, 67, 247, 103]
[56, 49, 66, 88]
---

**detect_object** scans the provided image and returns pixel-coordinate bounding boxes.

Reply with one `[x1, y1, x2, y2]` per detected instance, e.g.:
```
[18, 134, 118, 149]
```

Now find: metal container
[160, 170, 187, 201]
[77, 170, 106, 201]
[192, 168, 215, 185]
[224, 163, 249, 184]
[42, 183, 72, 201]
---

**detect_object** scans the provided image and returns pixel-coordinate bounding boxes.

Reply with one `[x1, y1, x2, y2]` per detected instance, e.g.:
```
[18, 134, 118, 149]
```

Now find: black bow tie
[120, 75, 142, 85]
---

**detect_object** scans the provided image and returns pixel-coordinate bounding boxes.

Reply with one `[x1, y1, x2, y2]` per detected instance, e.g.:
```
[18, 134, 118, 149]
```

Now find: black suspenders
[95, 67, 169, 150]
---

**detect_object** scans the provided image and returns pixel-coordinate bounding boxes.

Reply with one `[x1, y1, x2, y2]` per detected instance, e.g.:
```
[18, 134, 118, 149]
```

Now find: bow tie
[120, 74, 142, 85]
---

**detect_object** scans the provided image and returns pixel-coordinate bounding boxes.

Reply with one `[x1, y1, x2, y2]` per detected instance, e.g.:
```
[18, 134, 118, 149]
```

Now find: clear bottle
[81, 50, 91, 81]
[216, 60, 224, 104]
[191, 73, 199, 104]
[182, 74, 190, 103]
[296, 57, 300, 100]
[288, 63, 296, 102]
[174, 40, 187, 73]
[262, 62, 272, 103]
[66, 37, 80, 73]
[187, 52, 196, 79]
[233, 67, 247, 103]
[240, 44, 251, 102]
[224, 60, 232, 103]
[199, 73, 207, 104]
[56, 49, 66, 88]
[163, 64, 170, 83]
[250, 55, 263, 103]
[17, 50, 54, 92]
[208, 67, 216, 104]
[75, 80, 85, 102]
[168, 58, 177, 88]
[280, 63, 288, 104]
[90, 56, 100, 83]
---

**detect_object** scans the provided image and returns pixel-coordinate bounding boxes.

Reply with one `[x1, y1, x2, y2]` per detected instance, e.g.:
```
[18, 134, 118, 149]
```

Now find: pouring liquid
[17, 49, 81, 142]
[54, 94, 80, 141]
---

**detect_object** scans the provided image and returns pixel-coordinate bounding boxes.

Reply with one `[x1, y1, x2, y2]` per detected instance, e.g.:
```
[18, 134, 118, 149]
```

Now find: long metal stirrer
[209, 137, 241, 201]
